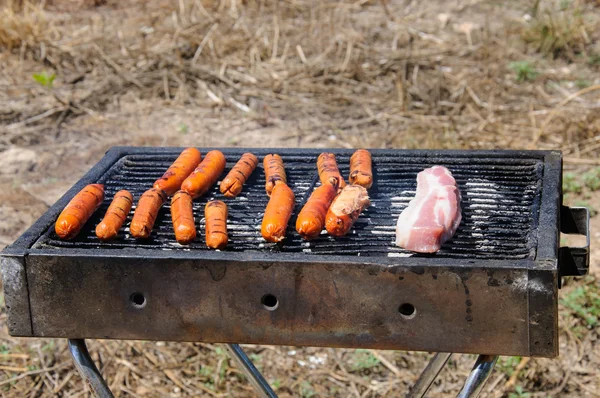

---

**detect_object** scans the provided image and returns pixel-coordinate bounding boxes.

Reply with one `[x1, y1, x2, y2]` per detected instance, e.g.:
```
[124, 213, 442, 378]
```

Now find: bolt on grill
[0, 147, 590, 359]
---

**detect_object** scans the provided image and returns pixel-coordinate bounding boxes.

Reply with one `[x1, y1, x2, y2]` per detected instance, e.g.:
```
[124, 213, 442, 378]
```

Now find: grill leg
[67, 340, 493, 398]
[456, 355, 499, 398]
[225, 344, 278, 398]
[407, 352, 452, 398]
[68, 339, 114, 398]
[408, 353, 498, 398]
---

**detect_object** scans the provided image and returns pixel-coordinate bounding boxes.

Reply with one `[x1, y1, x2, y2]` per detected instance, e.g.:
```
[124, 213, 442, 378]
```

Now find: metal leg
[68, 340, 277, 398]
[225, 344, 278, 398]
[67, 339, 494, 398]
[456, 355, 499, 398]
[68, 339, 114, 398]
[407, 352, 452, 398]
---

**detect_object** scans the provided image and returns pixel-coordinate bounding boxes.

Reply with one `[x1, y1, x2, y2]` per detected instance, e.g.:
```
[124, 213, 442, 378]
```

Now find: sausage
[55, 184, 105, 239]
[205, 200, 228, 249]
[130, 188, 167, 238]
[349, 149, 373, 189]
[220, 152, 259, 198]
[170, 190, 196, 244]
[264, 154, 287, 196]
[95, 190, 133, 241]
[261, 183, 295, 242]
[325, 185, 370, 237]
[296, 184, 337, 240]
[181, 150, 226, 199]
[317, 152, 345, 191]
[154, 148, 202, 196]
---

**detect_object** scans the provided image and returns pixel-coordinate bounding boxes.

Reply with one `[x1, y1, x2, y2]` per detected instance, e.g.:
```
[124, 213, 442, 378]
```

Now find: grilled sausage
[130, 188, 167, 239]
[317, 152, 345, 191]
[171, 190, 196, 245]
[205, 200, 228, 249]
[349, 149, 373, 189]
[325, 185, 370, 237]
[181, 150, 226, 199]
[261, 183, 295, 242]
[95, 190, 133, 241]
[220, 152, 259, 198]
[55, 184, 105, 240]
[154, 148, 202, 196]
[296, 184, 337, 240]
[264, 154, 286, 196]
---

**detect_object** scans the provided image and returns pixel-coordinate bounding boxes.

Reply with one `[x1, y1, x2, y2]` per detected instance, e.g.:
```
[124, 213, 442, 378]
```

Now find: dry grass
[522, 0, 594, 60]
[0, 0, 598, 151]
[0, 1, 52, 50]
[0, 0, 599, 396]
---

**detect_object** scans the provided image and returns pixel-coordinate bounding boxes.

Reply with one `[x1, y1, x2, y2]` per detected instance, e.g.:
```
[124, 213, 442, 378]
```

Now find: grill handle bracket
[559, 206, 590, 279]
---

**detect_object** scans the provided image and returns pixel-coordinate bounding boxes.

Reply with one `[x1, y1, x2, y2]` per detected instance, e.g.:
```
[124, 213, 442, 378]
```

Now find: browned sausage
[349, 149, 373, 189]
[317, 152, 345, 191]
[296, 184, 337, 240]
[261, 183, 295, 242]
[130, 188, 167, 238]
[205, 200, 228, 249]
[220, 153, 259, 197]
[95, 190, 133, 241]
[171, 190, 196, 244]
[55, 184, 105, 239]
[264, 154, 287, 196]
[325, 185, 370, 236]
[181, 150, 226, 199]
[154, 148, 202, 196]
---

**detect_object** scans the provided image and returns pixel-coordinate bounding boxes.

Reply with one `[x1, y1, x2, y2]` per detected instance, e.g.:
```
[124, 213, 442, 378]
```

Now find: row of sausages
[296, 151, 371, 239]
[54, 149, 373, 247]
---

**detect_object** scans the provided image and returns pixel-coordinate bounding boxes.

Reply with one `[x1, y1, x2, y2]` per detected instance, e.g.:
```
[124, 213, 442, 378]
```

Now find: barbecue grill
[1, 147, 589, 397]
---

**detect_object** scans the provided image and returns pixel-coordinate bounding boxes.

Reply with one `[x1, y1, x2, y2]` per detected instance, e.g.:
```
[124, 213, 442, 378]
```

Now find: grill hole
[261, 294, 279, 311]
[130, 292, 146, 308]
[398, 303, 416, 319]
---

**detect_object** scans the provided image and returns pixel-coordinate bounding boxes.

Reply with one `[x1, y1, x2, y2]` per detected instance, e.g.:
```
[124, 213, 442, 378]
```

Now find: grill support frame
[69, 337, 499, 398]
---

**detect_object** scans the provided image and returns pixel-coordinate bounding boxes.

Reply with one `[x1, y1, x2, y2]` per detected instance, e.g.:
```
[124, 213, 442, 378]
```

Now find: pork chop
[395, 166, 461, 253]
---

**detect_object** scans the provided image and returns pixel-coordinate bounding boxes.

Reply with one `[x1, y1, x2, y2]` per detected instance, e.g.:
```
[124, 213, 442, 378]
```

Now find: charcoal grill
[1, 147, 589, 397]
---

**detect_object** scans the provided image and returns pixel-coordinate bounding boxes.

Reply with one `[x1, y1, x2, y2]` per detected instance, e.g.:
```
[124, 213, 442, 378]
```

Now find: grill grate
[34, 151, 544, 259]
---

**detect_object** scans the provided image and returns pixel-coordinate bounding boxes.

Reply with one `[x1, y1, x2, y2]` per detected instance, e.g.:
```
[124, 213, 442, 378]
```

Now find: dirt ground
[0, 0, 599, 396]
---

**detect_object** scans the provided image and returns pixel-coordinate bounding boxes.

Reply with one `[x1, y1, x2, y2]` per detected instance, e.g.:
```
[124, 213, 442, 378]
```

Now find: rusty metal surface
[528, 267, 559, 357]
[25, 253, 546, 356]
[0, 256, 32, 336]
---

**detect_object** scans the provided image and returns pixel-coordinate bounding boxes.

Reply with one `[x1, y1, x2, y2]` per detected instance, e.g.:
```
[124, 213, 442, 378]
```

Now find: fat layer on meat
[395, 166, 461, 253]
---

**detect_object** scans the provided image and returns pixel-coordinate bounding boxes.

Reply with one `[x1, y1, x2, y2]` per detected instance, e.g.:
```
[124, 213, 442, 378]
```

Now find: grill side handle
[558, 206, 590, 280]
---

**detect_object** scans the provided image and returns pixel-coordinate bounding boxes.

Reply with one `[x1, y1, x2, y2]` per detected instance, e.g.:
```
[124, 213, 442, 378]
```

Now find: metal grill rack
[37, 150, 543, 259]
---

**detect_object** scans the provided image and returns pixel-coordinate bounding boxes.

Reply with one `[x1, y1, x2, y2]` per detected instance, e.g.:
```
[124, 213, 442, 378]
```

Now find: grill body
[1, 147, 564, 357]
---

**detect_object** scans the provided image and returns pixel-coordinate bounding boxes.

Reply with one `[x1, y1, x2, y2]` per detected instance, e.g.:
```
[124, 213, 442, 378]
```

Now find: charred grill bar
[0, 147, 590, 396]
